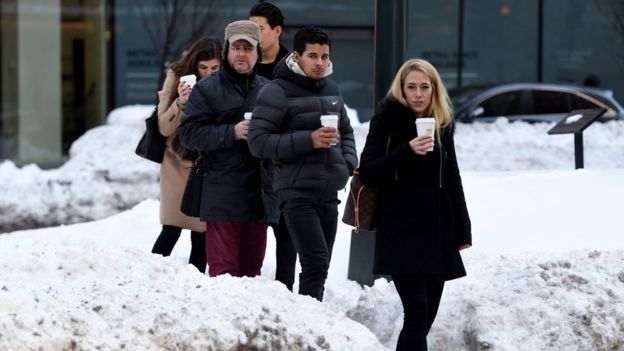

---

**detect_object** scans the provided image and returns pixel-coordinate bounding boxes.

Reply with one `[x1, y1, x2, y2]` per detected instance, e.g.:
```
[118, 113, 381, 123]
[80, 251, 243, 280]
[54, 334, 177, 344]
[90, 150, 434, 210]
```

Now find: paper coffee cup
[320, 114, 339, 129]
[416, 117, 436, 151]
[320, 115, 339, 146]
[244, 112, 252, 120]
[180, 74, 197, 88]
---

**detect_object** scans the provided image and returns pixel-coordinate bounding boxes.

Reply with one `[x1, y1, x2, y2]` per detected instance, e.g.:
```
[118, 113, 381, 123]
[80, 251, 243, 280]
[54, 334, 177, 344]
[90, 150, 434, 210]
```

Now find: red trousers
[205, 221, 268, 277]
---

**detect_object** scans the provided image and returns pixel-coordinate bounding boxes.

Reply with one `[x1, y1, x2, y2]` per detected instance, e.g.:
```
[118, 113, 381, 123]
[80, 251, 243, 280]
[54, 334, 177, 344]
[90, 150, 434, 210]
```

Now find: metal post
[373, 0, 405, 107]
[457, 0, 464, 87]
[574, 133, 584, 169]
[537, 0, 544, 82]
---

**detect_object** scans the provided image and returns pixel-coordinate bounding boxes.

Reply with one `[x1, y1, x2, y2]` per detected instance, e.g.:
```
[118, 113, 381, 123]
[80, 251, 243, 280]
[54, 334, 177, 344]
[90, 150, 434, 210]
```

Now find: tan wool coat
[157, 69, 205, 232]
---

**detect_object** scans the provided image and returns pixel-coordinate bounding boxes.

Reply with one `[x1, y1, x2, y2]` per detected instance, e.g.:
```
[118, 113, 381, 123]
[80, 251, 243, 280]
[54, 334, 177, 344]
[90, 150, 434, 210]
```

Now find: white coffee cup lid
[244, 112, 252, 120]
[180, 74, 196, 82]
[416, 117, 435, 123]
[320, 114, 339, 120]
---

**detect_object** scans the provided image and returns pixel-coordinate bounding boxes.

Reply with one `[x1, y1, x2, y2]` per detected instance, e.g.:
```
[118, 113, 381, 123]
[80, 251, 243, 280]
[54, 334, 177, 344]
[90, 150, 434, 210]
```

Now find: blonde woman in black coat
[359, 58, 472, 351]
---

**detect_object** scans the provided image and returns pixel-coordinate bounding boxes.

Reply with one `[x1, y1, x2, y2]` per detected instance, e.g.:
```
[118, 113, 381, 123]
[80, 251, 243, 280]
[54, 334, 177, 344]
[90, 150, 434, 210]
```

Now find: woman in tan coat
[151, 37, 223, 273]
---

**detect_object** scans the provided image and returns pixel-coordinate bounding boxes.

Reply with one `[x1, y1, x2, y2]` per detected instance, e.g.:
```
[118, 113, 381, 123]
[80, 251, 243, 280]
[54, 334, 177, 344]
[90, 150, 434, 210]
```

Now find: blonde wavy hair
[387, 58, 453, 132]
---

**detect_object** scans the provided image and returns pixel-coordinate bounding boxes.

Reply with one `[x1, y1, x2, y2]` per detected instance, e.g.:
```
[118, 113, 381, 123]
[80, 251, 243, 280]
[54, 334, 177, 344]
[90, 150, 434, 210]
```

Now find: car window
[449, 87, 486, 111]
[479, 90, 523, 116]
[570, 94, 601, 110]
[533, 90, 571, 114]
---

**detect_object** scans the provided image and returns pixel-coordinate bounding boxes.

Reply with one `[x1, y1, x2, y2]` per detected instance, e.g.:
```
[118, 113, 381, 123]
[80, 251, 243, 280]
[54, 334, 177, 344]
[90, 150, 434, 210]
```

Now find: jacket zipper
[439, 146, 443, 188]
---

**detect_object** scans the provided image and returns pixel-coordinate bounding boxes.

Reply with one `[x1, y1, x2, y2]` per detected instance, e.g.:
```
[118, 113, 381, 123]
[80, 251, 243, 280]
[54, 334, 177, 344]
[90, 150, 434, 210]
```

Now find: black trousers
[270, 215, 297, 291]
[151, 225, 206, 273]
[282, 197, 339, 301]
[391, 276, 445, 351]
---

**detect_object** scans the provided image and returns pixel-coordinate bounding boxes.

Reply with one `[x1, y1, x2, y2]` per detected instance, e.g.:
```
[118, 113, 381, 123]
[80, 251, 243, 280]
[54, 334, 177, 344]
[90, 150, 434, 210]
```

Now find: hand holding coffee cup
[177, 75, 196, 105]
[415, 117, 436, 152]
[320, 114, 339, 146]
[409, 135, 434, 155]
[234, 119, 249, 140]
[180, 74, 197, 88]
[311, 128, 339, 149]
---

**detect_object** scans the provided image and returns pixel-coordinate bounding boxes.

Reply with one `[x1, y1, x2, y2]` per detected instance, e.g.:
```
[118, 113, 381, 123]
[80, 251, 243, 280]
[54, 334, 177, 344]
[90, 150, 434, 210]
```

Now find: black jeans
[391, 276, 445, 351]
[270, 215, 297, 291]
[151, 225, 206, 273]
[282, 197, 338, 301]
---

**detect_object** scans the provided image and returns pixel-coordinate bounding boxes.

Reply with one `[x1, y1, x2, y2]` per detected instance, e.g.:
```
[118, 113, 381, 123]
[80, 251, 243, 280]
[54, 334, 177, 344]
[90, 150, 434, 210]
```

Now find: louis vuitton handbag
[342, 169, 379, 232]
[342, 136, 391, 232]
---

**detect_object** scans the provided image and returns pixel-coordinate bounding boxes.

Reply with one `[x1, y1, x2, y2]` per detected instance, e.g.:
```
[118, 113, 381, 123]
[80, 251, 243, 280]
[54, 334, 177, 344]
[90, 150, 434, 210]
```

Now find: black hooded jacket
[248, 57, 358, 204]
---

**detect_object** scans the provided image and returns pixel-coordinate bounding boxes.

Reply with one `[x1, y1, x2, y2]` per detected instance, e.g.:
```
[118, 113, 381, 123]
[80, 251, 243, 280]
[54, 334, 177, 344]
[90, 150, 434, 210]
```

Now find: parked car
[449, 83, 624, 123]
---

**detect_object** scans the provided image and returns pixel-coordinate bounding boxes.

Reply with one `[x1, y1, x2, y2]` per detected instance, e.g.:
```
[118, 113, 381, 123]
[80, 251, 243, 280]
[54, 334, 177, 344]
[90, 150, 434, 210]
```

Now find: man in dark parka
[178, 20, 269, 278]
[248, 27, 358, 301]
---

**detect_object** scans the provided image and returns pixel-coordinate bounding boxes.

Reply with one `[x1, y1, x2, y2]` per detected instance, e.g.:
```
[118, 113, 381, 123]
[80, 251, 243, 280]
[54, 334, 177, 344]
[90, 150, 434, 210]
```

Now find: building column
[16, 0, 62, 166]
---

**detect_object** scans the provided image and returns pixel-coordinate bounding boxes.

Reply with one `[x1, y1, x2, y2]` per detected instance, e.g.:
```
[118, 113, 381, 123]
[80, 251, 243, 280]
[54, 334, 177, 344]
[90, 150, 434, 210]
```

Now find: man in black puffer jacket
[178, 20, 270, 278]
[248, 27, 358, 301]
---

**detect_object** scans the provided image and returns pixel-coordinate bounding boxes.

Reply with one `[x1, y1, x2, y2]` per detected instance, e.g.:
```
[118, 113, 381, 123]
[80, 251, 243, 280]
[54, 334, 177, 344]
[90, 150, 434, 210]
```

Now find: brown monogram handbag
[342, 136, 390, 232]
[342, 169, 379, 232]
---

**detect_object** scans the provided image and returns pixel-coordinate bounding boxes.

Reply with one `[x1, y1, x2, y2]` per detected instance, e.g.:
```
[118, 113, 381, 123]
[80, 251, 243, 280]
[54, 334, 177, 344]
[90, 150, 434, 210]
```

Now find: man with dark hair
[178, 20, 270, 278]
[249, 2, 289, 79]
[248, 27, 358, 301]
[249, 2, 297, 292]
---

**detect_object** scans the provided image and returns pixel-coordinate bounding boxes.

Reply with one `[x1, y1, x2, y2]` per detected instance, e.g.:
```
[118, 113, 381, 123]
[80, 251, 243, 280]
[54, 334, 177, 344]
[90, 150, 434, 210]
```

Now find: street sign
[547, 108, 606, 135]
[547, 108, 606, 169]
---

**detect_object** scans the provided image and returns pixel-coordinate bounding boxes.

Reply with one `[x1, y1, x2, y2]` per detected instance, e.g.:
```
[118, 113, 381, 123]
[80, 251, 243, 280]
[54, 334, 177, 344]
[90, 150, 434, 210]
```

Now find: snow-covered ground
[1, 106, 623, 350]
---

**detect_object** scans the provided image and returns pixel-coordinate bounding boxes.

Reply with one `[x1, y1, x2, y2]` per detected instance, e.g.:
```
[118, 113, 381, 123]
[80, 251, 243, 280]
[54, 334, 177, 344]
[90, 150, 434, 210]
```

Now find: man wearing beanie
[178, 20, 270, 278]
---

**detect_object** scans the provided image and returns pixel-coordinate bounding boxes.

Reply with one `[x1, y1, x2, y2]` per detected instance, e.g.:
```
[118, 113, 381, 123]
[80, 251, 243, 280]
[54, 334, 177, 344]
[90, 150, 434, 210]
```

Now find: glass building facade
[1, 0, 622, 166]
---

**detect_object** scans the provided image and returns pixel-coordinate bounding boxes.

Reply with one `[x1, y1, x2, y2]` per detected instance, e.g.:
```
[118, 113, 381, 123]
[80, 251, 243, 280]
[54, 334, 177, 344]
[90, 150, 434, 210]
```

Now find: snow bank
[351, 118, 624, 171]
[0, 241, 384, 351]
[2, 192, 624, 350]
[429, 250, 624, 350]
[0, 105, 159, 232]
[329, 250, 624, 351]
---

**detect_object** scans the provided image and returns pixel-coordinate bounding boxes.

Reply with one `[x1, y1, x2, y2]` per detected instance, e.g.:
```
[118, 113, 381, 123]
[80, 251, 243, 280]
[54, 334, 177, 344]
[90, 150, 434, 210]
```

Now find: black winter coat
[178, 65, 270, 222]
[248, 58, 358, 204]
[359, 98, 472, 280]
[255, 47, 291, 224]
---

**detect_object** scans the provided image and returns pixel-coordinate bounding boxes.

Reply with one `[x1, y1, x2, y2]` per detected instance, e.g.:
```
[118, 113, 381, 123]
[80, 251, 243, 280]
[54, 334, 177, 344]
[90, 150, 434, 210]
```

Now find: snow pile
[429, 250, 624, 350]
[1, 170, 624, 350]
[329, 250, 624, 351]
[0, 105, 159, 232]
[0, 241, 384, 351]
[331, 279, 403, 347]
[452, 118, 624, 171]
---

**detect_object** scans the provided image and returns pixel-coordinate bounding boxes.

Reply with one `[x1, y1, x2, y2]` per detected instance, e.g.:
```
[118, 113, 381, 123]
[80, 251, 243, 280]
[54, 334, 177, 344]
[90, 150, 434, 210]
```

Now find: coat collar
[284, 53, 333, 79]
[220, 61, 259, 94]
[273, 53, 331, 90]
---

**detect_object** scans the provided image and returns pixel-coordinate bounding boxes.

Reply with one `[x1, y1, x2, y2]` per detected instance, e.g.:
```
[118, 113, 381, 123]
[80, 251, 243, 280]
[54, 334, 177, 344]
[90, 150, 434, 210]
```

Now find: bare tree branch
[133, 0, 228, 90]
